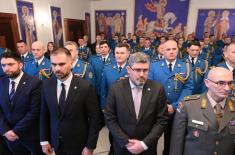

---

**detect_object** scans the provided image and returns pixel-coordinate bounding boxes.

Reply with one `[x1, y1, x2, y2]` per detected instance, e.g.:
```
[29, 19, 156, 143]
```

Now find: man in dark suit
[40, 47, 102, 155]
[104, 52, 168, 155]
[170, 67, 235, 155]
[0, 51, 43, 155]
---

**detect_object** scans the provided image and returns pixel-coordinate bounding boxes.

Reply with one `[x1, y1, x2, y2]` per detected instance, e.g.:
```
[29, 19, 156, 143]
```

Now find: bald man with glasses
[170, 67, 235, 155]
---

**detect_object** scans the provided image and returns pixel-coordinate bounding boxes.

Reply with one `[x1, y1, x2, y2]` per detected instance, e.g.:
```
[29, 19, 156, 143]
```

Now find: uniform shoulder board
[183, 95, 201, 101]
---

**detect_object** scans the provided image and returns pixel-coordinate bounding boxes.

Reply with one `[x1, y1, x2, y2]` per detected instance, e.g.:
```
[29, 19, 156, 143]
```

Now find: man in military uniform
[132, 36, 145, 53]
[78, 37, 91, 62]
[170, 67, 235, 155]
[140, 38, 155, 60]
[16, 40, 34, 63]
[151, 43, 165, 63]
[64, 41, 95, 86]
[148, 40, 193, 155]
[100, 43, 129, 109]
[24, 41, 51, 80]
[183, 41, 209, 94]
[199, 37, 213, 66]
[89, 40, 115, 97]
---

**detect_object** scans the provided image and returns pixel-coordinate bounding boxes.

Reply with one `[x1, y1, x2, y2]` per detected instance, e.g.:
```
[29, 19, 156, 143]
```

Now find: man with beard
[40, 47, 102, 155]
[0, 51, 43, 155]
[103, 52, 168, 155]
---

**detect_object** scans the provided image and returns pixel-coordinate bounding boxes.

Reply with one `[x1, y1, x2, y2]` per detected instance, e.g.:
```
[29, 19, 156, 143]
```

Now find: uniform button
[214, 152, 217, 155]
[167, 93, 170, 95]
[216, 141, 219, 145]
[168, 86, 171, 88]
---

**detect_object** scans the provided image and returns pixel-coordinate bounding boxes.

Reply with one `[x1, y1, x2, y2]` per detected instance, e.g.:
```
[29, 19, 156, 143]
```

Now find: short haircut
[128, 52, 149, 67]
[116, 43, 130, 50]
[64, 41, 79, 50]
[50, 47, 72, 58]
[224, 42, 235, 52]
[0, 50, 22, 62]
[187, 40, 201, 48]
[16, 40, 27, 44]
[99, 40, 109, 47]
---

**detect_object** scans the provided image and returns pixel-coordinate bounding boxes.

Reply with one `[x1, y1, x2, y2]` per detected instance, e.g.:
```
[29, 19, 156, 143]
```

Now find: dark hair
[0, 50, 22, 62]
[50, 47, 72, 58]
[99, 40, 109, 47]
[116, 43, 130, 50]
[187, 40, 201, 48]
[16, 40, 27, 44]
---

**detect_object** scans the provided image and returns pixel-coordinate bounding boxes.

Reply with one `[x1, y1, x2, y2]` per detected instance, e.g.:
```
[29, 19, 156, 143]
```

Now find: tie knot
[61, 83, 65, 88]
[169, 63, 172, 67]
[11, 81, 15, 86]
[119, 66, 122, 72]
[191, 57, 194, 61]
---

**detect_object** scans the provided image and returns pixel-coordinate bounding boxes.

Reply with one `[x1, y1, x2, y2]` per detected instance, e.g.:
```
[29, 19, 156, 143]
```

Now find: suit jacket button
[215, 141, 219, 145]
[214, 152, 217, 155]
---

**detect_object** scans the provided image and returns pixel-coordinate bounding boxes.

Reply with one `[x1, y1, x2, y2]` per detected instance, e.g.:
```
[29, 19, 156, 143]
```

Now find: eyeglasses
[129, 66, 149, 73]
[206, 78, 234, 88]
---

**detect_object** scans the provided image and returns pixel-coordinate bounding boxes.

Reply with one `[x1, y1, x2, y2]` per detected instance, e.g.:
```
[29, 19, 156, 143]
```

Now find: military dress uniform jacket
[23, 57, 51, 80]
[72, 59, 95, 86]
[100, 63, 128, 109]
[88, 54, 115, 96]
[148, 59, 193, 109]
[170, 93, 235, 155]
[182, 56, 208, 94]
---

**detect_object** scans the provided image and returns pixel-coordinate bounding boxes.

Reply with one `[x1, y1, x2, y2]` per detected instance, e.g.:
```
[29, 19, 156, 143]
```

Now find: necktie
[103, 58, 106, 63]
[169, 63, 172, 72]
[215, 103, 223, 125]
[118, 66, 122, 73]
[21, 56, 24, 61]
[191, 57, 195, 67]
[36, 61, 39, 68]
[132, 87, 142, 119]
[9, 81, 15, 102]
[59, 83, 66, 113]
[159, 55, 163, 59]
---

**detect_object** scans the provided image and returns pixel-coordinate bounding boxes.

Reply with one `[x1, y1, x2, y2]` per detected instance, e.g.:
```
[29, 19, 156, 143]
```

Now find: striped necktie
[9, 81, 15, 102]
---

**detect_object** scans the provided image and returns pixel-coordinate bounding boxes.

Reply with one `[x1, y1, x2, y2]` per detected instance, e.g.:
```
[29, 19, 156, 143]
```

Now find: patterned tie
[9, 81, 15, 102]
[191, 57, 195, 67]
[215, 103, 223, 125]
[132, 87, 142, 119]
[118, 66, 122, 73]
[59, 83, 66, 113]
[169, 63, 172, 72]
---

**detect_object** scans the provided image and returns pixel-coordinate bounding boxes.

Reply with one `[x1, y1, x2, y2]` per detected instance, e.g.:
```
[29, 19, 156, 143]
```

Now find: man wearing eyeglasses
[103, 52, 168, 155]
[170, 67, 235, 155]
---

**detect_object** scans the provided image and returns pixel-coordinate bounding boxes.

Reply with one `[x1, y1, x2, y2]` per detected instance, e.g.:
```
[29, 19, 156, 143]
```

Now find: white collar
[207, 93, 226, 109]
[57, 73, 73, 87]
[225, 61, 234, 72]
[35, 56, 44, 65]
[10, 71, 24, 85]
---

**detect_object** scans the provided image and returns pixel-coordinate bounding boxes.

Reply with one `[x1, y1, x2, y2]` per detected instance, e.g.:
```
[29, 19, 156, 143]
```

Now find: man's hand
[126, 139, 145, 154]
[167, 104, 174, 114]
[4, 130, 18, 141]
[42, 144, 53, 155]
[82, 147, 93, 155]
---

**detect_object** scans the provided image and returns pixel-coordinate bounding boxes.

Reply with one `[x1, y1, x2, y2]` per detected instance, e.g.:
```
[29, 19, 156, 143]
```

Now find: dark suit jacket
[0, 73, 41, 141]
[40, 75, 102, 153]
[170, 93, 235, 155]
[103, 78, 168, 155]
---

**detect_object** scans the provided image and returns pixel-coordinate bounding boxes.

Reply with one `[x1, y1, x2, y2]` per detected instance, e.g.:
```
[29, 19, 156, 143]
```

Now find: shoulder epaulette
[183, 95, 201, 101]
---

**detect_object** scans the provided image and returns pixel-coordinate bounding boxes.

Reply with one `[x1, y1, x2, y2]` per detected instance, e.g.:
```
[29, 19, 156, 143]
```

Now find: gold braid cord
[174, 62, 190, 85]
[81, 62, 88, 78]
[39, 69, 52, 80]
[195, 60, 208, 81]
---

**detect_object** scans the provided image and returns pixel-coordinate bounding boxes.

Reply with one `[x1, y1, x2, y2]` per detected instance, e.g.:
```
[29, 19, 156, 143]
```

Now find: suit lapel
[11, 74, 28, 106]
[60, 75, 79, 118]
[138, 81, 151, 122]
[218, 99, 235, 133]
[123, 79, 137, 120]
[2, 78, 11, 106]
[50, 77, 60, 115]
[201, 93, 218, 129]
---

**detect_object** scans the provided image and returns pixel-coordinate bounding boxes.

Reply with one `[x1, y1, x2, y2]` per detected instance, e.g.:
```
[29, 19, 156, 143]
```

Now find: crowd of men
[0, 30, 235, 155]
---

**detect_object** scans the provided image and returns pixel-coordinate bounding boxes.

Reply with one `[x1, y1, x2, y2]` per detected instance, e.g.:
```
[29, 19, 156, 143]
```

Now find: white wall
[0, 0, 90, 47]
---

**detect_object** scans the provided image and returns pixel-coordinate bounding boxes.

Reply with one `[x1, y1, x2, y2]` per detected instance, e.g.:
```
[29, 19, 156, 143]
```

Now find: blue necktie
[9, 81, 15, 102]
[59, 83, 66, 113]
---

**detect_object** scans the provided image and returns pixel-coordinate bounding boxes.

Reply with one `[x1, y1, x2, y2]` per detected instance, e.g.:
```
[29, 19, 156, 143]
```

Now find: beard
[54, 70, 70, 81]
[5, 69, 21, 79]
[132, 76, 147, 86]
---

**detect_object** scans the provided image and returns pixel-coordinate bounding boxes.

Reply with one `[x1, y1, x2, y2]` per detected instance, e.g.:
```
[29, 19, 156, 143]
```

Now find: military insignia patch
[89, 72, 93, 79]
